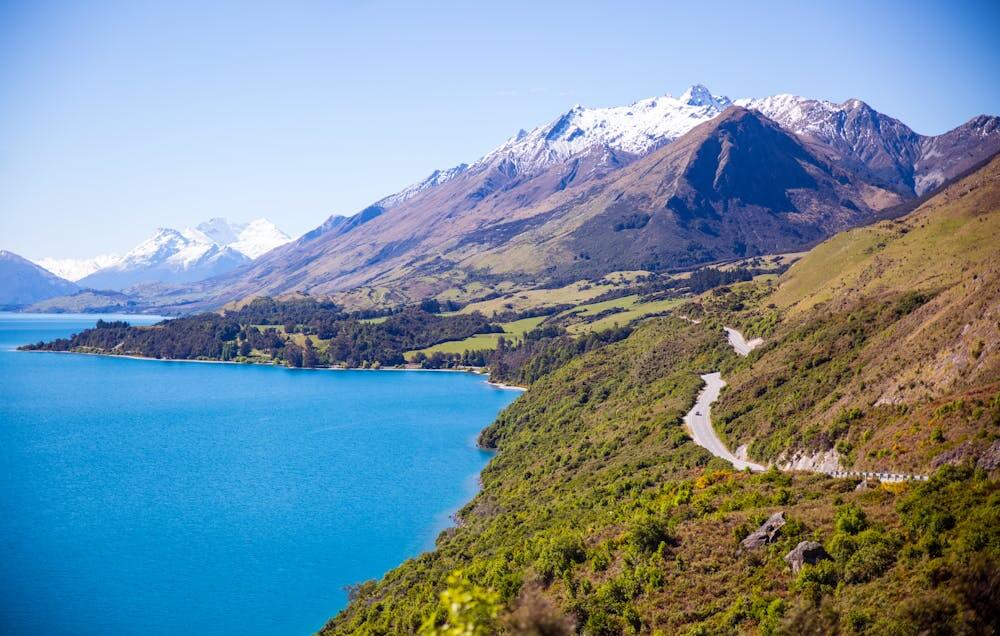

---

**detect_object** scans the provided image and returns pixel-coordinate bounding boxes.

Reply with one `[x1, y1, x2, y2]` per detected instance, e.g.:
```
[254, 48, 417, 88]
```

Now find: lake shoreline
[20, 348, 528, 390]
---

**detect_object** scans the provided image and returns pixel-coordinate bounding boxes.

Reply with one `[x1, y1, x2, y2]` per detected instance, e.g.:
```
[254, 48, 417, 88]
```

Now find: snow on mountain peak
[39, 218, 292, 289]
[680, 84, 732, 109]
[35, 254, 122, 281]
[229, 218, 293, 258]
[475, 85, 735, 175]
[195, 217, 242, 245]
[377, 164, 471, 208]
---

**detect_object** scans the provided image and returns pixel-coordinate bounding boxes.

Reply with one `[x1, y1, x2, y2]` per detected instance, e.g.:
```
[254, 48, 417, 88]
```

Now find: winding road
[683, 372, 765, 472]
[724, 327, 764, 356]
[683, 326, 927, 481]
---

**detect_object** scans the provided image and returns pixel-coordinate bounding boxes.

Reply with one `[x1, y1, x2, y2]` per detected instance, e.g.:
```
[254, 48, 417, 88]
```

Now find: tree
[302, 339, 318, 368]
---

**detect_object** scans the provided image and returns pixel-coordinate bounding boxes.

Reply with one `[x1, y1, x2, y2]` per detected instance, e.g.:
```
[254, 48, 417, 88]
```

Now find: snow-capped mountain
[190, 218, 291, 259]
[735, 94, 1000, 194]
[71, 218, 292, 291]
[205, 84, 998, 312]
[477, 84, 733, 176]
[35, 254, 122, 282]
[361, 85, 998, 216]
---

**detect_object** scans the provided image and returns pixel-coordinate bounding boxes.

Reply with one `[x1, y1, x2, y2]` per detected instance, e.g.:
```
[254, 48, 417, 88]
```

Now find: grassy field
[458, 272, 647, 317]
[559, 294, 640, 317]
[567, 296, 685, 334]
[404, 316, 547, 360]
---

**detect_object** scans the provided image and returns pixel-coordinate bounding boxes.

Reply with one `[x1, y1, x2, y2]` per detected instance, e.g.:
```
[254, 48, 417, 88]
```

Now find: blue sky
[1, 0, 998, 259]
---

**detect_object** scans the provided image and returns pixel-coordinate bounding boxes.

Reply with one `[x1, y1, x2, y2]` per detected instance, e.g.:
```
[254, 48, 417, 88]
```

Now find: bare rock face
[977, 440, 1000, 472]
[784, 541, 830, 573]
[740, 511, 785, 550]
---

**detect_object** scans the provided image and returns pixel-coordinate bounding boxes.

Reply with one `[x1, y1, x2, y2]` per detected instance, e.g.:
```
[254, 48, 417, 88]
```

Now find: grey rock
[740, 511, 785, 550]
[784, 541, 830, 573]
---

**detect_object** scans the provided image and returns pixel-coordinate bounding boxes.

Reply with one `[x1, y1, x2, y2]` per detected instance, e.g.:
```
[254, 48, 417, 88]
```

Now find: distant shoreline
[19, 348, 528, 390]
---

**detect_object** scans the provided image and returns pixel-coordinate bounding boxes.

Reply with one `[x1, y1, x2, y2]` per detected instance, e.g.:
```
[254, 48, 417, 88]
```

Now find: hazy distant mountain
[68, 218, 291, 291]
[0, 250, 79, 307]
[35, 254, 122, 282]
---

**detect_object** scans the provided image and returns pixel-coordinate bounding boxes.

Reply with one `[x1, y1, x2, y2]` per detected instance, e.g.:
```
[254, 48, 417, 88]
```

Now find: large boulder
[740, 511, 785, 550]
[784, 541, 830, 573]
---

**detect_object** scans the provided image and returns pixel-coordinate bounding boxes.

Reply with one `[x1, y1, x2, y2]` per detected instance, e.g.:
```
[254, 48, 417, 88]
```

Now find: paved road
[683, 372, 766, 472]
[724, 327, 764, 356]
[682, 327, 926, 481]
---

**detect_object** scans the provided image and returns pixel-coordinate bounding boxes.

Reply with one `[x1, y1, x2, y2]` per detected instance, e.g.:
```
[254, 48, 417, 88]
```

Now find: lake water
[0, 313, 519, 635]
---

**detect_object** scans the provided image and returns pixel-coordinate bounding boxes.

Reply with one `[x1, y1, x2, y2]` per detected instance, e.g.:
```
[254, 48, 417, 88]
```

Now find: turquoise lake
[0, 313, 519, 635]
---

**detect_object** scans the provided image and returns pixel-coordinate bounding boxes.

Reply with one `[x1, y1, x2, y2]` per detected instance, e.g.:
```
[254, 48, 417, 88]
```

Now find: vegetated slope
[713, 154, 1000, 473]
[327, 315, 1000, 635]
[0, 250, 79, 307]
[325, 156, 1000, 636]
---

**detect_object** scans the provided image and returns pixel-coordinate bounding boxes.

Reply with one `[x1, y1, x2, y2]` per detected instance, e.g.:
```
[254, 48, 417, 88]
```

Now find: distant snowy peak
[67, 218, 293, 291]
[115, 219, 291, 268]
[478, 84, 734, 174]
[193, 217, 291, 259]
[231, 219, 291, 259]
[194, 217, 242, 245]
[35, 254, 121, 281]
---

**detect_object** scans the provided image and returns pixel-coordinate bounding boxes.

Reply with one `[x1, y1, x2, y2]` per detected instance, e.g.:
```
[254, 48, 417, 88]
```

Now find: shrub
[629, 515, 672, 554]
[835, 504, 868, 535]
[794, 560, 839, 606]
[842, 530, 898, 583]
[419, 570, 501, 636]
[536, 533, 586, 583]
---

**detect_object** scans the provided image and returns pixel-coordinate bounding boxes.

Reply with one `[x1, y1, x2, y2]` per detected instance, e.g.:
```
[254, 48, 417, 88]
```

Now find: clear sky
[1, 0, 998, 259]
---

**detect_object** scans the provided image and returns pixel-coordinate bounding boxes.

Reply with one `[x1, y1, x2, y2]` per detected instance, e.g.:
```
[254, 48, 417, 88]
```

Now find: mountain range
[18, 85, 999, 315]
[37, 218, 291, 291]
[168, 85, 997, 312]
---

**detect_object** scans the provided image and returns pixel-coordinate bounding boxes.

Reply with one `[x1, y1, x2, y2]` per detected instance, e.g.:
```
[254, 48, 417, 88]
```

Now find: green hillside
[325, 158, 1000, 634]
[717, 155, 1000, 473]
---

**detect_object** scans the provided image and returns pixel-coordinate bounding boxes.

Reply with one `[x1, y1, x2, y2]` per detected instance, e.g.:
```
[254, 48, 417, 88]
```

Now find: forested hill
[20, 297, 500, 368]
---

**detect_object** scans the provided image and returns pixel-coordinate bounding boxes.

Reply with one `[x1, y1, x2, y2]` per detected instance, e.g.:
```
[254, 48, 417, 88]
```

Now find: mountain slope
[472, 106, 894, 278]
[183, 89, 997, 312]
[0, 250, 79, 306]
